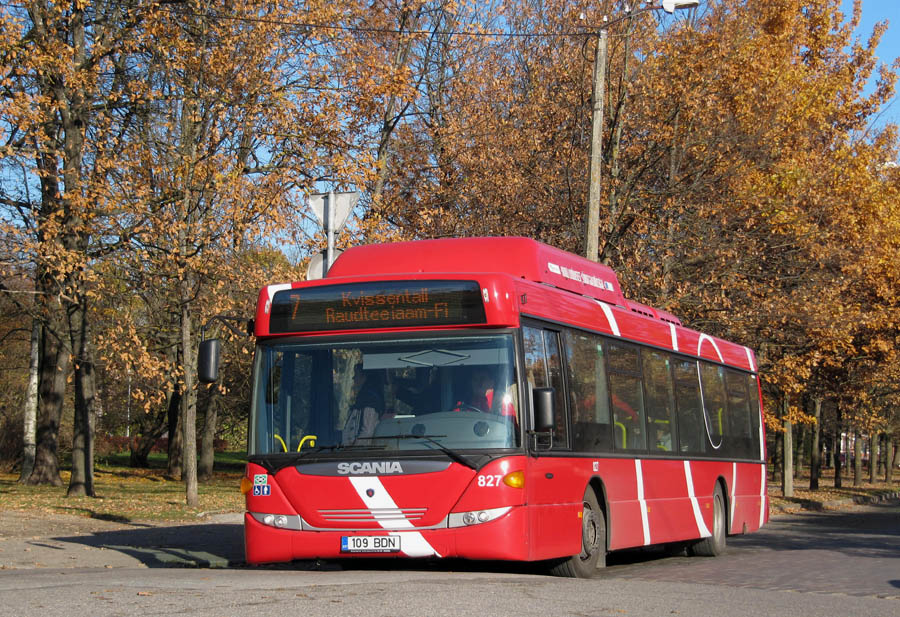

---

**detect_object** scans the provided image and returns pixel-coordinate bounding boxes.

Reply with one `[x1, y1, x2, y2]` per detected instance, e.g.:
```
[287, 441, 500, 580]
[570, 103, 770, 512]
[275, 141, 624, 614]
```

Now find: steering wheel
[457, 402, 487, 413]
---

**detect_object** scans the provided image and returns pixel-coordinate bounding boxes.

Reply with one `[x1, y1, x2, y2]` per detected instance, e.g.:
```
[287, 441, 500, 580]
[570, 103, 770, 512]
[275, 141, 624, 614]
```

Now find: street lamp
[584, 1, 699, 263]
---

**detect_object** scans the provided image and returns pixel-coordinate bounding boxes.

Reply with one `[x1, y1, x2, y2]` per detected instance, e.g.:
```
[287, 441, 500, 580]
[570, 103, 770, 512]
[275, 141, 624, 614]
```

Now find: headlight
[448, 506, 512, 528]
[251, 512, 303, 530]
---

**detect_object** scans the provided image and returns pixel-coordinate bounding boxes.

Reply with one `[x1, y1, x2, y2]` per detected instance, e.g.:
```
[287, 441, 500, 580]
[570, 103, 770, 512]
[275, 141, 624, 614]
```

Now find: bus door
[521, 325, 582, 560]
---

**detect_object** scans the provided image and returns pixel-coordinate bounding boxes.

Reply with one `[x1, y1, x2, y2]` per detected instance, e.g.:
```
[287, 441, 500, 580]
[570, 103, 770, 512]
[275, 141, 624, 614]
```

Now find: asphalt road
[0, 501, 897, 617]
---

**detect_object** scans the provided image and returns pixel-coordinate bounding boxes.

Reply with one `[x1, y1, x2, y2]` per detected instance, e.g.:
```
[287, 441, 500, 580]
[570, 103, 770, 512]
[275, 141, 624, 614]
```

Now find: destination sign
[269, 280, 487, 333]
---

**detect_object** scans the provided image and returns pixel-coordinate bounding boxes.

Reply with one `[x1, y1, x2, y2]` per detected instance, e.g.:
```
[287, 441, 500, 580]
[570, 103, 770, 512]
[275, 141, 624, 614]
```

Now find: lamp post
[584, 0, 699, 263]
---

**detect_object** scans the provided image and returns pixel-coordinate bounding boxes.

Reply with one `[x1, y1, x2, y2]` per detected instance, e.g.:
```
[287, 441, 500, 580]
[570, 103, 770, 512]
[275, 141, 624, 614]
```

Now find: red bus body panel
[244, 237, 767, 566]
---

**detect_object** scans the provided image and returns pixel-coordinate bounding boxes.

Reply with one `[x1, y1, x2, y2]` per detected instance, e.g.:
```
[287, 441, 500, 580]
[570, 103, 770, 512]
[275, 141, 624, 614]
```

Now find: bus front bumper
[243, 505, 532, 565]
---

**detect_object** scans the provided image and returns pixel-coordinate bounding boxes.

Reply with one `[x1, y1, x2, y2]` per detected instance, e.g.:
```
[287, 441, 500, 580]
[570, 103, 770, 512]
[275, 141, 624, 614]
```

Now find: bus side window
[747, 374, 763, 460]
[564, 329, 612, 453]
[674, 359, 704, 454]
[725, 368, 753, 459]
[699, 362, 727, 453]
[606, 342, 646, 452]
[642, 350, 676, 452]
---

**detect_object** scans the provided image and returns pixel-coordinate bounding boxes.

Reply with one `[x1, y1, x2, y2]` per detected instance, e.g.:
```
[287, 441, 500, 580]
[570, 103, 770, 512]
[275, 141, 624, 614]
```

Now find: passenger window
[642, 351, 676, 452]
[674, 359, 705, 454]
[564, 330, 612, 452]
[606, 342, 646, 451]
[746, 374, 763, 460]
[724, 369, 753, 458]
[699, 362, 727, 452]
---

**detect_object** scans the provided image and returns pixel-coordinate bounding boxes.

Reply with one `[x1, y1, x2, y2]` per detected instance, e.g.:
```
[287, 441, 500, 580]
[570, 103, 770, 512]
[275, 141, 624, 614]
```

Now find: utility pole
[583, 1, 699, 262]
[584, 26, 607, 263]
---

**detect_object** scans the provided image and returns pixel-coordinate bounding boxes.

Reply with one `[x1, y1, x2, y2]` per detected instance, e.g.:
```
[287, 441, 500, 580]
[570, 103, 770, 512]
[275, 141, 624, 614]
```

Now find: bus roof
[255, 236, 756, 371]
[328, 236, 629, 309]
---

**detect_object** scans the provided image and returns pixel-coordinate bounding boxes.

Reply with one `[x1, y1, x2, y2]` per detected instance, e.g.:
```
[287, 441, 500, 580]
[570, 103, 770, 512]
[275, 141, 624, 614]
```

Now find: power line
[169, 7, 644, 40]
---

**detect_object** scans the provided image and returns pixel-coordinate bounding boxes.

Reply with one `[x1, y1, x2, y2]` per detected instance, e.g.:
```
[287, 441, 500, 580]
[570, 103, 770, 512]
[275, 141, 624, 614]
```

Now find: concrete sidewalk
[0, 510, 245, 570]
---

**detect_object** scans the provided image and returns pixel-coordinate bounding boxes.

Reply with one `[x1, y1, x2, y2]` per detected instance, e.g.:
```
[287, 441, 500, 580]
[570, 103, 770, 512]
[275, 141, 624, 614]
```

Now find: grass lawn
[2, 453, 896, 523]
[767, 466, 899, 512]
[0, 452, 246, 523]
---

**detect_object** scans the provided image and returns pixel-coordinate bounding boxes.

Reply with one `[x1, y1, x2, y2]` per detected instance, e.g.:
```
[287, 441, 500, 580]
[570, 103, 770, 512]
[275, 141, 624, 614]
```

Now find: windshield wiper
[287, 443, 388, 457]
[373, 433, 478, 470]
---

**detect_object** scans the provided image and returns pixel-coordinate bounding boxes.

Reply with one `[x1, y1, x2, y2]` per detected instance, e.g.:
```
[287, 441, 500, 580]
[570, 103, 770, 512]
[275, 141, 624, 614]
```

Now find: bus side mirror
[198, 339, 221, 383]
[532, 387, 555, 432]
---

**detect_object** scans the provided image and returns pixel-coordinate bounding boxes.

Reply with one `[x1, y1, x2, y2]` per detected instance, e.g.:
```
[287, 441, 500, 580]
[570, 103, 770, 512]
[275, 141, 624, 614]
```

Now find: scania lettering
[337, 462, 404, 475]
[204, 237, 766, 577]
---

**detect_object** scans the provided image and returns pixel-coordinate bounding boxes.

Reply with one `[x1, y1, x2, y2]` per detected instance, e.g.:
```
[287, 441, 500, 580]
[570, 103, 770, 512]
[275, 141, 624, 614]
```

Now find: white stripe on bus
[348, 476, 440, 558]
[759, 465, 766, 529]
[635, 459, 650, 546]
[697, 333, 724, 362]
[731, 462, 737, 534]
[684, 461, 712, 538]
[263, 283, 292, 315]
[597, 301, 621, 337]
[744, 346, 756, 372]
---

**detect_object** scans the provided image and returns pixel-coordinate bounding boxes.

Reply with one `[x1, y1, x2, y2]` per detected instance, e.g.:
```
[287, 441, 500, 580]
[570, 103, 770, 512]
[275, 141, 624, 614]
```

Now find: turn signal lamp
[503, 471, 525, 489]
[240, 477, 253, 495]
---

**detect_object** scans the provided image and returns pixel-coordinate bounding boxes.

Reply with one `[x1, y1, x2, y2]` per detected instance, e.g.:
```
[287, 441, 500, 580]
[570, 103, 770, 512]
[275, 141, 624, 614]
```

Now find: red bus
[202, 237, 767, 577]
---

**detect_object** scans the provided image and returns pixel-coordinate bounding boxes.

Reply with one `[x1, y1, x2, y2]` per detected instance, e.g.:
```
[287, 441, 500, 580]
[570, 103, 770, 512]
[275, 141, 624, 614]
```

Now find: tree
[0, 1, 157, 492]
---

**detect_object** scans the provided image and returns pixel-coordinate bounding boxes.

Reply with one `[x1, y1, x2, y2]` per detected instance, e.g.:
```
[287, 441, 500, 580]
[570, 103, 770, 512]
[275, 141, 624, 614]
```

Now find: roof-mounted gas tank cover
[625, 300, 683, 327]
[327, 236, 630, 309]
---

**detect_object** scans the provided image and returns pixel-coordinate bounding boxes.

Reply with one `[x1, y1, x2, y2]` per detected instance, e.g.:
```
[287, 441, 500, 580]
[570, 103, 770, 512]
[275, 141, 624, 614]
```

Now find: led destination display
[269, 280, 487, 333]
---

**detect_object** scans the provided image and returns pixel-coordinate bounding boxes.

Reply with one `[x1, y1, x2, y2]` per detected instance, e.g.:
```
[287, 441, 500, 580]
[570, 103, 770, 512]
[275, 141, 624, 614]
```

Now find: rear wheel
[690, 485, 726, 557]
[550, 489, 606, 578]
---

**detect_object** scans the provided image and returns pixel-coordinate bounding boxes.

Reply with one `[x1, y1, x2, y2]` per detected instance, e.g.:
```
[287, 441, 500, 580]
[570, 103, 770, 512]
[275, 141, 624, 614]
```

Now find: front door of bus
[522, 325, 582, 560]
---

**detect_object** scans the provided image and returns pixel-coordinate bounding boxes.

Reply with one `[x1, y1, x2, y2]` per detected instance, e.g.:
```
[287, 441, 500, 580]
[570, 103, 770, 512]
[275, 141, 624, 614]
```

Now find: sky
[842, 0, 900, 129]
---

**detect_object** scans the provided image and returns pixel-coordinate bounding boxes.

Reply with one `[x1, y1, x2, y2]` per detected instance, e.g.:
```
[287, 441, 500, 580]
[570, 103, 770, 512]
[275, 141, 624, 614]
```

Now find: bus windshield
[249, 332, 520, 455]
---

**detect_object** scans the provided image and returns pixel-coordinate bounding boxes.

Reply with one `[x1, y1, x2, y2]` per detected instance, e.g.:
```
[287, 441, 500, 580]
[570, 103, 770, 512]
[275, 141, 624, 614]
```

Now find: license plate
[341, 535, 401, 553]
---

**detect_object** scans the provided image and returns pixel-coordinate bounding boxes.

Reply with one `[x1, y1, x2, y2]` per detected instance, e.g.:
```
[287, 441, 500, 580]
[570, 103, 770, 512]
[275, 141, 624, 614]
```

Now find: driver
[455, 368, 497, 413]
[342, 366, 383, 445]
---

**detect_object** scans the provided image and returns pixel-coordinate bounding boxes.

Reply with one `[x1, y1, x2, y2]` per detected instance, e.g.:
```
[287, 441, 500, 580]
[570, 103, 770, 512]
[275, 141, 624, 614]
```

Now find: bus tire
[690, 485, 726, 557]
[550, 489, 606, 578]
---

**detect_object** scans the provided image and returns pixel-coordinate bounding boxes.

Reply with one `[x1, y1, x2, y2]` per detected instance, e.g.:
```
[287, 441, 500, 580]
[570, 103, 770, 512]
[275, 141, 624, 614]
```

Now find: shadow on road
[728, 500, 900, 559]
[53, 522, 245, 568]
[46, 500, 900, 573]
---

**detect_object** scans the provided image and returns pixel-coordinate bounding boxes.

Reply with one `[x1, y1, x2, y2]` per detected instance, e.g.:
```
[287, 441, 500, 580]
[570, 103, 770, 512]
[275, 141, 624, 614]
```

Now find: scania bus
[199, 237, 767, 577]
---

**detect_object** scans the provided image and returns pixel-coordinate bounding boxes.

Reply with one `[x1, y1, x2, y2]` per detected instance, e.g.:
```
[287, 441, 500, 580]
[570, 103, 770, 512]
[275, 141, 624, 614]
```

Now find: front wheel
[690, 485, 726, 557]
[549, 489, 606, 578]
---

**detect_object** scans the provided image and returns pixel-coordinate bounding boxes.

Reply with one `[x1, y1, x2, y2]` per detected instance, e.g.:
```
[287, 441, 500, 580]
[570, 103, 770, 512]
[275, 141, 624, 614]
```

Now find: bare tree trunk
[782, 398, 793, 498]
[131, 393, 171, 468]
[833, 408, 843, 488]
[869, 433, 878, 484]
[198, 384, 219, 481]
[853, 430, 863, 487]
[370, 7, 419, 205]
[27, 312, 69, 486]
[18, 320, 40, 483]
[182, 300, 199, 507]
[167, 384, 184, 479]
[68, 301, 96, 497]
[809, 397, 821, 490]
[772, 400, 782, 483]
[886, 437, 894, 484]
